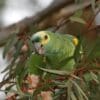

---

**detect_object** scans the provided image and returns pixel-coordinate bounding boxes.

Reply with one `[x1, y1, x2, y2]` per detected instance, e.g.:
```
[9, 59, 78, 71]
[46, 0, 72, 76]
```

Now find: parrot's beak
[34, 43, 45, 55]
[31, 34, 45, 55]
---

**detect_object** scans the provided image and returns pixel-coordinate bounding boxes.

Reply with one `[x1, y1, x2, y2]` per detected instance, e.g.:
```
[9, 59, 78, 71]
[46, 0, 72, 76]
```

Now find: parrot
[31, 31, 79, 71]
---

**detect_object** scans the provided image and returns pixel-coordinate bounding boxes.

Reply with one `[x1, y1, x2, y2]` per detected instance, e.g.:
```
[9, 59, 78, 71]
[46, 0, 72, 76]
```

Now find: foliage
[0, 1, 100, 100]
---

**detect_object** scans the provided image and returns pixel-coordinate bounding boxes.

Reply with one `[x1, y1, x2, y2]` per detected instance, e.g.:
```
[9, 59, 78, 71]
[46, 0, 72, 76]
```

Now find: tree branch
[0, 0, 94, 46]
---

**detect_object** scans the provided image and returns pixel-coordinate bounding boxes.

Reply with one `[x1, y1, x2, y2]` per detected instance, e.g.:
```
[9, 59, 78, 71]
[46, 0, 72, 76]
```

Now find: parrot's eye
[41, 44, 43, 47]
[44, 35, 48, 40]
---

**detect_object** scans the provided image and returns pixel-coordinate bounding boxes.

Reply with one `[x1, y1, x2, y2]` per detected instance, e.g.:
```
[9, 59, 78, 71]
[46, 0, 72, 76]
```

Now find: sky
[1, 0, 53, 26]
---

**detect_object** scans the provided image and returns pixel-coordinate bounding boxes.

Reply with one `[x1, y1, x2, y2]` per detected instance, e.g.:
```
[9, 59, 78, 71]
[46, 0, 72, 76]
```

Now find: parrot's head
[31, 31, 50, 54]
[31, 31, 50, 45]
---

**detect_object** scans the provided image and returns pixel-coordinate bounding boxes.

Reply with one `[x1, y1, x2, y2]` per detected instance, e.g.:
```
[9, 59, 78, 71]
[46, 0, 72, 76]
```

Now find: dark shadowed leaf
[26, 53, 45, 75]
[27, 39, 34, 56]
[91, 0, 96, 12]
[3, 34, 17, 58]
[16, 60, 28, 86]
[87, 37, 100, 59]
[14, 40, 24, 59]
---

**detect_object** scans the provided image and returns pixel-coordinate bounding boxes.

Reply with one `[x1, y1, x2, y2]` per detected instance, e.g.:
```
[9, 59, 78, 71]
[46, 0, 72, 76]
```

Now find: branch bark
[0, 0, 94, 46]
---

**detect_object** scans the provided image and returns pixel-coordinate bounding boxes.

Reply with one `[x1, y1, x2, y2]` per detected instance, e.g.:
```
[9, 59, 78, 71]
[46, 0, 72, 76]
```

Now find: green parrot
[31, 31, 79, 71]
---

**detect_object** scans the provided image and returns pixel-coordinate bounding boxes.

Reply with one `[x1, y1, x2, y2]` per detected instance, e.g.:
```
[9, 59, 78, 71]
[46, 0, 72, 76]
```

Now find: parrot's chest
[43, 41, 75, 67]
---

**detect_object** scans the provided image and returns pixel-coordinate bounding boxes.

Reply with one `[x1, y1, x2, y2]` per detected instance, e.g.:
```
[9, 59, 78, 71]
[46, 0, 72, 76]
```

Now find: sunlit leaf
[71, 92, 77, 100]
[70, 16, 86, 24]
[67, 80, 72, 100]
[38, 67, 71, 75]
[90, 72, 99, 84]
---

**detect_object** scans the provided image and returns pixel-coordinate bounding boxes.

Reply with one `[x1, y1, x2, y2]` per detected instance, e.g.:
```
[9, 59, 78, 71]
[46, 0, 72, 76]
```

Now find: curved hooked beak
[34, 43, 45, 55]
[31, 40, 44, 55]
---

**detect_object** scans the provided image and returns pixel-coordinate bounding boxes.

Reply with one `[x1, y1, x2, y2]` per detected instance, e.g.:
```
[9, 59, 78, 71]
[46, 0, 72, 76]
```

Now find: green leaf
[2, 40, 23, 75]
[74, 9, 83, 17]
[3, 34, 17, 58]
[28, 39, 33, 50]
[16, 77, 24, 97]
[14, 40, 23, 59]
[67, 80, 72, 100]
[38, 67, 71, 75]
[26, 53, 45, 75]
[39, 67, 80, 80]
[71, 92, 77, 100]
[16, 60, 28, 86]
[87, 37, 100, 59]
[90, 72, 99, 84]
[91, 0, 96, 12]
[83, 73, 93, 82]
[70, 16, 86, 24]
[71, 80, 89, 100]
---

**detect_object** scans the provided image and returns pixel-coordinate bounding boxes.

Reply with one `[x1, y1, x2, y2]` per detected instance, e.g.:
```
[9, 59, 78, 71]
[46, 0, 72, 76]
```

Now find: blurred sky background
[0, 0, 53, 26]
[0, 0, 53, 99]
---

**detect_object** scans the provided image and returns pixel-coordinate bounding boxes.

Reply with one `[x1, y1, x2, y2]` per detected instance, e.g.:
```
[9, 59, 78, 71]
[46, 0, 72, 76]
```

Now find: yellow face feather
[73, 37, 78, 46]
[36, 31, 50, 45]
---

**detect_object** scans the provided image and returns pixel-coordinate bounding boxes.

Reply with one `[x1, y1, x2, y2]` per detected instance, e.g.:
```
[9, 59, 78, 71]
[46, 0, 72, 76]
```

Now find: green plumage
[31, 31, 77, 71]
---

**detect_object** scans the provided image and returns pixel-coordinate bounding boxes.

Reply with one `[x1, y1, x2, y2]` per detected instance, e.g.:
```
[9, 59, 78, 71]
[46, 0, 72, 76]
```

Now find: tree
[0, 0, 100, 99]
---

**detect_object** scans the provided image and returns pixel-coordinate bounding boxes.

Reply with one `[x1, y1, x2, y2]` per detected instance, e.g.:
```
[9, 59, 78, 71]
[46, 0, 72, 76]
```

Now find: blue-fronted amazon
[31, 31, 79, 71]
